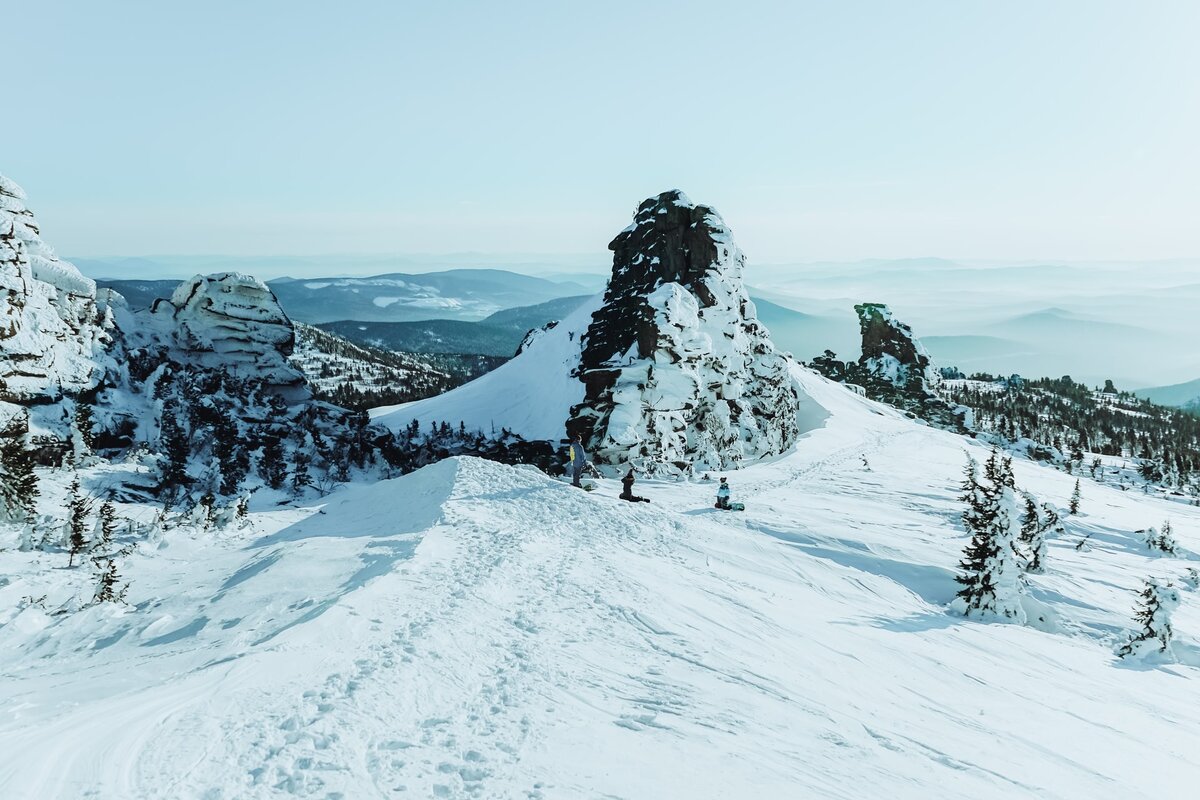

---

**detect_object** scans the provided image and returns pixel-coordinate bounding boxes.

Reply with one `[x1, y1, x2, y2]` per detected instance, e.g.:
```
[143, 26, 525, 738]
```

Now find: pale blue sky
[5, 0, 1198, 263]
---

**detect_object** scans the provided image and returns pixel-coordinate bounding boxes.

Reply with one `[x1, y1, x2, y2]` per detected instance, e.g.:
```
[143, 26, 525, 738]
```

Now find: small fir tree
[290, 449, 312, 495]
[1019, 492, 1049, 574]
[66, 476, 89, 567]
[1068, 479, 1082, 515]
[73, 401, 96, 453]
[960, 454, 987, 535]
[259, 434, 288, 490]
[91, 555, 128, 604]
[1116, 579, 1181, 661]
[94, 499, 117, 552]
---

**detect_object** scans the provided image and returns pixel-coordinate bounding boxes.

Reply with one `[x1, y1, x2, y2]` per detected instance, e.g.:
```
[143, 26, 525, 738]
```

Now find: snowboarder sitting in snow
[715, 477, 732, 510]
[619, 468, 650, 503]
[567, 434, 588, 488]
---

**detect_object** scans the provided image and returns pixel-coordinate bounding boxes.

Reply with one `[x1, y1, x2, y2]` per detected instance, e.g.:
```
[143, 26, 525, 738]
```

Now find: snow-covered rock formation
[852, 302, 967, 431]
[0, 175, 117, 402]
[153, 272, 304, 388]
[855, 302, 938, 391]
[567, 190, 800, 475]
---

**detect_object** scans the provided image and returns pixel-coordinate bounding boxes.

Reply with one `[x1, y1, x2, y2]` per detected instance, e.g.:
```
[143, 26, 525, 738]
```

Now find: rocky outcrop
[157, 272, 304, 388]
[852, 302, 966, 431]
[855, 303, 938, 392]
[567, 190, 800, 475]
[0, 174, 117, 402]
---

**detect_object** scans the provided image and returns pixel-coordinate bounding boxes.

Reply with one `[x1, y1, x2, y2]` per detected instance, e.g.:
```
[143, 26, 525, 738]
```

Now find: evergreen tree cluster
[955, 451, 1059, 622]
[380, 418, 557, 476]
[942, 374, 1200, 494]
[151, 365, 379, 500]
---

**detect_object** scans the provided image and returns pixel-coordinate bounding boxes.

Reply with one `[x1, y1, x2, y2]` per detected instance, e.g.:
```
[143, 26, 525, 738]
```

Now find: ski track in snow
[3, 375, 1200, 798]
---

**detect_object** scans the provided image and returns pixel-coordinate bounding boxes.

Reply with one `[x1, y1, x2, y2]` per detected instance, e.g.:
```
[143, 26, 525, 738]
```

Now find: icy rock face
[567, 190, 800, 476]
[855, 302, 937, 391]
[163, 273, 304, 387]
[0, 174, 116, 402]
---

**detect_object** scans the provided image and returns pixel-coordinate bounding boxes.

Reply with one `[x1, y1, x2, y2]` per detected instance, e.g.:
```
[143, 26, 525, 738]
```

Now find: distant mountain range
[320, 296, 592, 357]
[96, 269, 592, 324]
[1137, 378, 1200, 413]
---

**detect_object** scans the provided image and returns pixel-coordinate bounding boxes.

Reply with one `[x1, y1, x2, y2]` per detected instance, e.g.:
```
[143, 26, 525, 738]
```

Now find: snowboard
[715, 502, 746, 512]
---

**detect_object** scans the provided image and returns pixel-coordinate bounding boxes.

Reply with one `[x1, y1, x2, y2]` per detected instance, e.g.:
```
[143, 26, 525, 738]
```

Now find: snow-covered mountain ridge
[3, 368, 1199, 798]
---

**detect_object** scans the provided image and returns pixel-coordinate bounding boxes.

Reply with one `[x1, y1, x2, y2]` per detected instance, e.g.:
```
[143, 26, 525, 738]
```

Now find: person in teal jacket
[715, 477, 732, 510]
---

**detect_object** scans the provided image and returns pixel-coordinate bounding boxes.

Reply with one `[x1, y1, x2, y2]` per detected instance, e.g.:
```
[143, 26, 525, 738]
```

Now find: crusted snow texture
[163, 273, 304, 387]
[566, 190, 800, 476]
[0, 174, 116, 402]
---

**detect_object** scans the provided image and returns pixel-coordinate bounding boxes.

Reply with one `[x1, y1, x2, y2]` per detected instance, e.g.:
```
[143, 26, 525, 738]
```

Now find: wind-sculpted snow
[4, 369, 1200, 798]
[0, 174, 116, 401]
[568, 190, 801, 475]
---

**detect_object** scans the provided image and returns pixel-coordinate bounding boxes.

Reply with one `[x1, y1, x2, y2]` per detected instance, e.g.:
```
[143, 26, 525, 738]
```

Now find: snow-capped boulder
[567, 190, 800, 475]
[162, 272, 303, 387]
[0, 174, 117, 402]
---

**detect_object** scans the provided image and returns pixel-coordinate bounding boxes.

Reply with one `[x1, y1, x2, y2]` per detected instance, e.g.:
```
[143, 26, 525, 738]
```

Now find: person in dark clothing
[619, 468, 650, 503]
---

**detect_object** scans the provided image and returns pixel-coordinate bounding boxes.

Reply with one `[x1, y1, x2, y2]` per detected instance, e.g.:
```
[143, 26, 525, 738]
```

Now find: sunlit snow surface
[2, 371, 1199, 798]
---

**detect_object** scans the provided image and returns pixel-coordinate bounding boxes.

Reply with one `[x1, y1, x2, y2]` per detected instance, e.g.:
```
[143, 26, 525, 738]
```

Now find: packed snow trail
[3, 374, 1200, 798]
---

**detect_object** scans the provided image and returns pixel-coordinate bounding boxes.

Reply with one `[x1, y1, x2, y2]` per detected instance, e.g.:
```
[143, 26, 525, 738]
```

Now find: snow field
[1, 372, 1199, 798]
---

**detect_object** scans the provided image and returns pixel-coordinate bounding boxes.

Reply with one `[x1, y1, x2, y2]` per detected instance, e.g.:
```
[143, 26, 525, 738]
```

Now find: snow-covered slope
[372, 295, 603, 441]
[3, 369, 1200, 798]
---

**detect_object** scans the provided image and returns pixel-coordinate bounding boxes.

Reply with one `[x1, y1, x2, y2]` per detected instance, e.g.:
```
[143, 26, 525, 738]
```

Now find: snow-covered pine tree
[1019, 492, 1049, 573]
[1144, 521, 1179, 555]
[91, 556, 127, 603]
[955, 450, 1027, 622]
[73, 401, 96, 455]
[94, 499, 117, 552]
[290, 448, 311, 495]
[1182, 568, 1200, 590]
[959, 454, 987, 537]
[213, 414, 248, 495]
[66, 475, 89, 566]
[1116, 578, 1181, 661]
[258, 433, 287, 490]
[0, 416, 39, 522]
[158, 400, 191, 494]
[1069, 479, 1082, 515]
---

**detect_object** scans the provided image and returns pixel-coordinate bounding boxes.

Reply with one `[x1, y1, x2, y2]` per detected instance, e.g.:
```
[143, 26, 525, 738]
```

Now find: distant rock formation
[855, 302, 938, 392]
[159, 272, 304, 388]
[0, 174, 118, 402]
[567, 190, 800, 475]
[851, 302, 966, 431]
